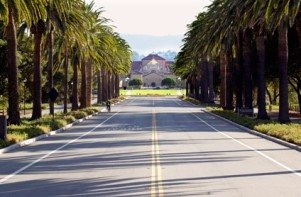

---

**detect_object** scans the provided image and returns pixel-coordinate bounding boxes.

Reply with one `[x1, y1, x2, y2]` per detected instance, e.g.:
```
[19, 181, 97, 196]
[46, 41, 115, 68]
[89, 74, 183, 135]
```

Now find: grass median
[207, 107, 301, 146]
[121, 89, 184, 96]
[0, 106, 102, 148]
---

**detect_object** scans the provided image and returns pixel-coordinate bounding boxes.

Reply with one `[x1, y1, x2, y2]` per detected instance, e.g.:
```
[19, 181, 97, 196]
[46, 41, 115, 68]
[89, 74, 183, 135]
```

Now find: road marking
[151, 99, 164, 197]
[192, 113, 301, 178]
[174, 100, 181, 106]
[0, 112, 120, 184]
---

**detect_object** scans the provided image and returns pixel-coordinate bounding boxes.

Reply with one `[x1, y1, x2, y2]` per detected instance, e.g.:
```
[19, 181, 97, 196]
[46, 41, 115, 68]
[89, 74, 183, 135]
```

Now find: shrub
[67, 111, 87, 119]
[32, 117, 67, 130]
[208, 108, 301, 146]
[161, 78, 176, 88]
[63, 115, 76, 124]
[129, 79, 142, 89]
[80, 107, 100, 115]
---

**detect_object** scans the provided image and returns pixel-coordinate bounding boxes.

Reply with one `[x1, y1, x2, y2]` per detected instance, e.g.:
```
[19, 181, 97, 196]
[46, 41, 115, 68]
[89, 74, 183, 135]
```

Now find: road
[0, 97, 301, 196]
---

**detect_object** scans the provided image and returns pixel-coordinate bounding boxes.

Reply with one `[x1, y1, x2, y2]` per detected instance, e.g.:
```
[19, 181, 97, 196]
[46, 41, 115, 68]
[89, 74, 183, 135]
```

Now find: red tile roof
[142, 54, 165, 61]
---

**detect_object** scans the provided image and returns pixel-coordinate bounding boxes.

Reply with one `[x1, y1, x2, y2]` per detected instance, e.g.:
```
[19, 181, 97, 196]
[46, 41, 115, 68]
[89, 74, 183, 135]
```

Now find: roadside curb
[203, 110, 301, 152]
[181, 98, 301, 152]
[0, 107, 109, 154]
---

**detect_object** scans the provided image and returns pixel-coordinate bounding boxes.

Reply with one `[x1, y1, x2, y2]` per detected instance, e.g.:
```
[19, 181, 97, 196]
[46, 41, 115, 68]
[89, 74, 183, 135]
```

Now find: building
[130, 54, 176, 87]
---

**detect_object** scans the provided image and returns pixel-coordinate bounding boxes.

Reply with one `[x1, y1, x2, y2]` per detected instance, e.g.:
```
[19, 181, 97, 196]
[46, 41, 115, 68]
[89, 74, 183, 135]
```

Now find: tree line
[174, 0, 301, 123]
[0, 0, 131, 125]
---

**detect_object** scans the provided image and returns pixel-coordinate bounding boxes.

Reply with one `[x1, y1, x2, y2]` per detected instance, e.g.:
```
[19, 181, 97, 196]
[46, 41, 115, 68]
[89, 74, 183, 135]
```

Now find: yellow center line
[151, 98, 164, 197]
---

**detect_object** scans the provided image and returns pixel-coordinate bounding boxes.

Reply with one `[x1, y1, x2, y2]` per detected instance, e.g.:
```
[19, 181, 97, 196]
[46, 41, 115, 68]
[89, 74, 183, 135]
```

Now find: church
[130, 54, 176, 87]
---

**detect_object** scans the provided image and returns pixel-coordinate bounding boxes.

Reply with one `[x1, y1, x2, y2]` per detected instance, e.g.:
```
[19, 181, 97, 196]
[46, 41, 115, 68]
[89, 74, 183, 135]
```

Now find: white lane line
[192, 114, 301, 178]
[174, 100, 182, 106]
[0, 112, 120, 184]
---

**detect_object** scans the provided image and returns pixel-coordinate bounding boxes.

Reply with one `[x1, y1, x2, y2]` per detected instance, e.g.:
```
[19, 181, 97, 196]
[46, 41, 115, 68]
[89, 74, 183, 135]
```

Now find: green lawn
[120, 89, 185, 96]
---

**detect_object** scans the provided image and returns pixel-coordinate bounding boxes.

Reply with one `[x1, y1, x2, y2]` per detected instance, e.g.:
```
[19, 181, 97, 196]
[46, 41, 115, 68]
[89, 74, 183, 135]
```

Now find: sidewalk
[21, 97, 98, 118]
[252, 108, 301, 123]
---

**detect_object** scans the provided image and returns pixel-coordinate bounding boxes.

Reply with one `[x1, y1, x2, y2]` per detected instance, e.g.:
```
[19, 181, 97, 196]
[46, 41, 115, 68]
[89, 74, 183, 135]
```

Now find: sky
[86, 0, 212, 54]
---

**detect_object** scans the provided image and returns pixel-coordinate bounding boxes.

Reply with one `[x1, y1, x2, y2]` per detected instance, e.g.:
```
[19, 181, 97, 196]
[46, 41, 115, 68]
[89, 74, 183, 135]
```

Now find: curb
[181, 98, 301, 152]
[0, 107, 110, 154]
[203, 110, 301, 152]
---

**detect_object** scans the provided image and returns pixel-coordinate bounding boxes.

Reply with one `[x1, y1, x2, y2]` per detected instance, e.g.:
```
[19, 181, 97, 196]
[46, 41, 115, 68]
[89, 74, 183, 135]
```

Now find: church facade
[130, 54, 176, 87]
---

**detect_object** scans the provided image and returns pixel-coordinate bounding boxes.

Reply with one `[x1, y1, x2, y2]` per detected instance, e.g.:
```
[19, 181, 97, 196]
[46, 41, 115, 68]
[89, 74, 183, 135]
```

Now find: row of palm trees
[174, 0, 301, 123]
[0, 0, 131, 125]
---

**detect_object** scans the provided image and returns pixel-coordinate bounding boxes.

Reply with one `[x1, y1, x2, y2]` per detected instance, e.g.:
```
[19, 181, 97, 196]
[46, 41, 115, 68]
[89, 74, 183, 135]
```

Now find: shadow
[1, 97, 300, 196]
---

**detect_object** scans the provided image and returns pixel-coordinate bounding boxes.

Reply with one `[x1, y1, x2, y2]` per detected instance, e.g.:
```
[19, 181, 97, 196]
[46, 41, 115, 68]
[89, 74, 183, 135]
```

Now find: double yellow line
[151, 99, 164, 197]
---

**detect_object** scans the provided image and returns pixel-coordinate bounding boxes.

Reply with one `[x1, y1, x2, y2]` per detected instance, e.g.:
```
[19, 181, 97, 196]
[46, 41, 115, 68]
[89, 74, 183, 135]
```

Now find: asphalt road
[0, 97, 301, 196]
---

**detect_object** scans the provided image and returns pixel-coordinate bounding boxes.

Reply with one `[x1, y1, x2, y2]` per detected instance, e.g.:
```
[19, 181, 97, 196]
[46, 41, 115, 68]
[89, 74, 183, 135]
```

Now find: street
[0, 97, 301, 196]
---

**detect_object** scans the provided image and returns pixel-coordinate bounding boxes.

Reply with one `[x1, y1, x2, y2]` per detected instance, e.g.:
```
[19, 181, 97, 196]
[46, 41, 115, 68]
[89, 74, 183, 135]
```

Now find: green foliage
[63, 115, 76, 124]
[208, 109, 301, 146]
[80, 108, 97, 115]
[67, 111, 88, 119]
[129, 79, 143, 87]
[161, 78, 176, 88]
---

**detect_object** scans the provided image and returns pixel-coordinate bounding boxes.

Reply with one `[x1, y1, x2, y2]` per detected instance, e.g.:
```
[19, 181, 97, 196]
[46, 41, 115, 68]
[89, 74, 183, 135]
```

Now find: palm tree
[255, 30, 269, 119]
[30, 19, 46, 120]
[278, 21, 290, 122]
[5, 7, 20, 124]
[1, 0, 46, 124]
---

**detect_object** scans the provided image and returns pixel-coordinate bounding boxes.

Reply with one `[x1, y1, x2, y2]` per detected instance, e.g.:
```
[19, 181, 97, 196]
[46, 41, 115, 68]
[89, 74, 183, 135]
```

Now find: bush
[63, 115, 76, 124]
[129, 79, 143, 88]
[67, 111, 87, 119]
[208, 108, 301, 146]
[7, 124, 51, 143]
[80, 108, 95, 115]
[161, 78, 176, 88]
[32, 116, 67, 130]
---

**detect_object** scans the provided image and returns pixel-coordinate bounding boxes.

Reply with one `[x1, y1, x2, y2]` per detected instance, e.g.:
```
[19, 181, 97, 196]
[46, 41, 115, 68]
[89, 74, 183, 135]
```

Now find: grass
[207, 107, 301, 146]
[0, 106, 103, 149]
[120, 89, 185, 96]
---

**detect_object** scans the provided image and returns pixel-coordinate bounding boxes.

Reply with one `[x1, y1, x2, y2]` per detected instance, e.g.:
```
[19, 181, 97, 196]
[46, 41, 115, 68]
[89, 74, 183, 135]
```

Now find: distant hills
[121, 34, 183, 56]
[132, 50, 178, 61]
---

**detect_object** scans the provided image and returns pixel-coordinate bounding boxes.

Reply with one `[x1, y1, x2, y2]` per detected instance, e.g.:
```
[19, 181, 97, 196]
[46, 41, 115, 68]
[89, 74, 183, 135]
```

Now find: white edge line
[0, 111, 120, 184]
[192, 113, 301, 178]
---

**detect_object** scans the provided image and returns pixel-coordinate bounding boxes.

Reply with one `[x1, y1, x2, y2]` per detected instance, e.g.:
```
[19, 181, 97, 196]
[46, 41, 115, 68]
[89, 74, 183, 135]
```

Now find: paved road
[0, 97, 301, 196]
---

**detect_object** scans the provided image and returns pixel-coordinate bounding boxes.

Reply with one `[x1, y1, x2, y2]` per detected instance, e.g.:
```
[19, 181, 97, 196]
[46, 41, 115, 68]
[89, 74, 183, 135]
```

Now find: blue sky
[86, 0, 212, 53]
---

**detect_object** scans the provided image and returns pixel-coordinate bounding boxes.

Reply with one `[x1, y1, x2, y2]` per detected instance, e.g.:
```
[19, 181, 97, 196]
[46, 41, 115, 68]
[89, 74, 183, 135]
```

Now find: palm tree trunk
[63, 41, 68, 114]
[208, 60, 215, 103]
[256, 34, 269, 119]
[189, 77, 194, 97]
[101, 69, 108, 102]
[80, 59, 87, 109]
[31, 31, 43, 120]
[48, 23, 54, 115]
[116, 75, 120, 97]
[220, 44, 227, 108]
[111, 73, 116, 98]
[243, 29, 253, 109]
[278, 21, 290, 123]
[226, 50, 234, 109]
[185, 80, 189, 96]
[6, 8, 20, 125]
[194, 65, 200, 100]
[200, 60, 209, 103]
[72, 60, 79, 111]
[97, 69, 102, 104]
[108, 72, 112, 99]
[86, 61, 93, 107]
[235, 30, 243, 110]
